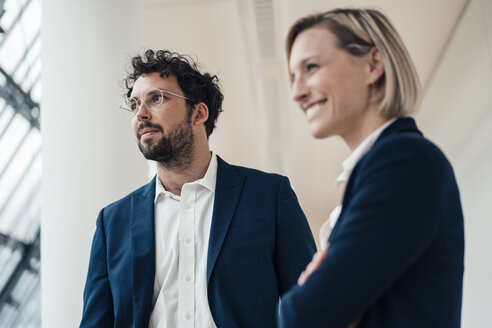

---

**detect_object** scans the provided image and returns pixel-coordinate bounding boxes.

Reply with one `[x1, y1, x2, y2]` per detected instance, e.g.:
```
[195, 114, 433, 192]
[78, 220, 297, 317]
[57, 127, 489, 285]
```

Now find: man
[80, 49, 316, 328]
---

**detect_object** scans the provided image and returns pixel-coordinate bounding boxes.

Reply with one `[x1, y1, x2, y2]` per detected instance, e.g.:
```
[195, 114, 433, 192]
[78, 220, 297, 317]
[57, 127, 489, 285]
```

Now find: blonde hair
[286, 8, 420, 118]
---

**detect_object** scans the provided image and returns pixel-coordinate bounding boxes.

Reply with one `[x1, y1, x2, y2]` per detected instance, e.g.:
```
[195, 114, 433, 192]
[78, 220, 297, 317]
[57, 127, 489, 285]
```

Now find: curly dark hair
[124, 49, 224, 137]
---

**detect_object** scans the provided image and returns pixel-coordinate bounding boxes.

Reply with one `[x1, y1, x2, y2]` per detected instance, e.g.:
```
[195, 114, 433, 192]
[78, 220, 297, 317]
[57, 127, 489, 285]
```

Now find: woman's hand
[297, 244, 329, 286]
[297, 239, 362, 328]
[297, 217, 333, 286]
[319, 217, 333, 252]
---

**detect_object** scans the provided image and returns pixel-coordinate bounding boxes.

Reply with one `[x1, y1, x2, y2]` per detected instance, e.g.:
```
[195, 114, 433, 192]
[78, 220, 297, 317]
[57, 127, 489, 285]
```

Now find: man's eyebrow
[129, 91, 139, 99]
[130, 88, 157, 99]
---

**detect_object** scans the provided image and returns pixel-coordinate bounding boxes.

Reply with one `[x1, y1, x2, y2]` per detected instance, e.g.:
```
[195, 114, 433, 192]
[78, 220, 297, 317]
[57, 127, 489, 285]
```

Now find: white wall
[460, 145, 492, 328]
[417, 0, 492, 326]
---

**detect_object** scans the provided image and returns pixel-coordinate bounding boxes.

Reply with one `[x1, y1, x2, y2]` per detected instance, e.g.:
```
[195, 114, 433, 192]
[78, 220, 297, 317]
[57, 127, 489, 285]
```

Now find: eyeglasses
[119, 88, 191, 116]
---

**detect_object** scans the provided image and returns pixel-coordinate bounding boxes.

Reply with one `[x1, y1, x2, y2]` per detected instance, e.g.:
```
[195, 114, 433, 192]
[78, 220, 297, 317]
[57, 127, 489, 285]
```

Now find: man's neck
[156, 147, 212, 196]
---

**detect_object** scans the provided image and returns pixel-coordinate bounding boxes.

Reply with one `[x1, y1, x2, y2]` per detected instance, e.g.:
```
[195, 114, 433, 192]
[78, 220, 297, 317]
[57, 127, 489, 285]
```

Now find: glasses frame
[119, 88, 191, 115]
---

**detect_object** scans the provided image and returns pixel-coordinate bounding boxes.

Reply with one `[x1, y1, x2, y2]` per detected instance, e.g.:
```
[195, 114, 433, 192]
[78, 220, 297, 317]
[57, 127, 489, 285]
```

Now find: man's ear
[192, 102, 209, 126]
[367, 47, 385, 85]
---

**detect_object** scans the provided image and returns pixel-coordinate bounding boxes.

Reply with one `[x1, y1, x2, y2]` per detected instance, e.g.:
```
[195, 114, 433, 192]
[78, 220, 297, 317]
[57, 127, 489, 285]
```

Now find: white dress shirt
[149, 153, 218, 328]
[323, 119, 397, 241]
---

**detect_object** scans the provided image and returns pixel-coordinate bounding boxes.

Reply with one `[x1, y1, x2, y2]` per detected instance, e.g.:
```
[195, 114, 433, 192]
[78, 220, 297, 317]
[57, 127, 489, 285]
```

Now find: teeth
[306, 103, 321, 120]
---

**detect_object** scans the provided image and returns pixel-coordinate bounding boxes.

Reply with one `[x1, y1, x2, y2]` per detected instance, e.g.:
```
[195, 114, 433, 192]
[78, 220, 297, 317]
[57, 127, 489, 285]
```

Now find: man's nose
[135, 100, 150, 120]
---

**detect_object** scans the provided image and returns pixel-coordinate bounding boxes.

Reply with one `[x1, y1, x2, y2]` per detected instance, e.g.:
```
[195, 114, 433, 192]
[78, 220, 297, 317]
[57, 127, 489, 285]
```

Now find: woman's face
[289, 26, 378, 141]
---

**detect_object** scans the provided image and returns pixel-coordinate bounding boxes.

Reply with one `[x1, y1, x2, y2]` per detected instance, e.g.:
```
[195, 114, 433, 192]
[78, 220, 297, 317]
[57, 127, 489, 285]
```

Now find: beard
[137, 119, 195, 170]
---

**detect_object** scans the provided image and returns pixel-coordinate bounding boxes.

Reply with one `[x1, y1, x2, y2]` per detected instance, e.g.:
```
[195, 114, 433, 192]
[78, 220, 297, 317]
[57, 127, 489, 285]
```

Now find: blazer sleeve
[80, 209, 115, 327]
[278, 138, 443, 327]
[275, 176, 317, 295]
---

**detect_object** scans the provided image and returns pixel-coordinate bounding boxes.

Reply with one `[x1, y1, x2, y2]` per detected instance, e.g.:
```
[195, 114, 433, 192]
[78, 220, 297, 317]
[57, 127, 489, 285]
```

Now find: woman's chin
[309, 124, 332, 139]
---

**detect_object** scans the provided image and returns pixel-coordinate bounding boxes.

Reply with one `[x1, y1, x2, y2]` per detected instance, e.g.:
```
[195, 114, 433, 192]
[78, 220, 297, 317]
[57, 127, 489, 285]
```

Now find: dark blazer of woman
[279, 117, 464, 328]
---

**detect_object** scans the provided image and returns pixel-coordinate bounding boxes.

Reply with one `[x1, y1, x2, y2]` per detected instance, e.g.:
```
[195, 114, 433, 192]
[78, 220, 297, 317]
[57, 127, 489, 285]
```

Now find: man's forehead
[131, 73, 178, 97]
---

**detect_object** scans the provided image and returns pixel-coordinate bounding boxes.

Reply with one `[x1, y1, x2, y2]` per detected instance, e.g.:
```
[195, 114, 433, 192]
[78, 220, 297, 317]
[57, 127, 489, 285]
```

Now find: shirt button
[184, 275, 191, 282]
[186, 238, 191, 244]
[185, 312, 191, 320]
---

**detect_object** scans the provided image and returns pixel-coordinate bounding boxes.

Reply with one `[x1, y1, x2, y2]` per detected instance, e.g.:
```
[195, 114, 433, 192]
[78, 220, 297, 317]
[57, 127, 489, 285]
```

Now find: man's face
[131, 72, 195, 169]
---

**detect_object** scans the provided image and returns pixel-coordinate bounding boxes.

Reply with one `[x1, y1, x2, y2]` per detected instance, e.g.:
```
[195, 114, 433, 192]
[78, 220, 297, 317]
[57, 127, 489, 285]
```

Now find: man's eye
[151, 94, 162, 104]
[129, 101, 137, 111]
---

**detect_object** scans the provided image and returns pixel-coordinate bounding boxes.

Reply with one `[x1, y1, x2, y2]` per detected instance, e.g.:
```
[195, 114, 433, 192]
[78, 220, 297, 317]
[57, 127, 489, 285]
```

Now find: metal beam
[0, 126, 33, 181]
[0, 109, 16, 140]
[0, 0, 5, 33]
[12, 29, 41, 75]
[0, 229, 40, 311]
[0, 67, 39, 129]
[0, 232, 25, 250]
[8, 179, 41, 244]
[0, 148, 41, 220]
[0, 0, 34, 47]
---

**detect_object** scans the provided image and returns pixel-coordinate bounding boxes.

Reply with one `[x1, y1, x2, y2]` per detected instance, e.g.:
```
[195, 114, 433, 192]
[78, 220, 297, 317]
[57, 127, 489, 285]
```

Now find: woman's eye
[306, 63, 319, 72]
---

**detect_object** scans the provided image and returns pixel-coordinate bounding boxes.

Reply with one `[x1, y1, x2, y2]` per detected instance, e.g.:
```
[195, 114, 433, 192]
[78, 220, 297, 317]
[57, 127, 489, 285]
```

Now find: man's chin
[138, 143, 156, 158]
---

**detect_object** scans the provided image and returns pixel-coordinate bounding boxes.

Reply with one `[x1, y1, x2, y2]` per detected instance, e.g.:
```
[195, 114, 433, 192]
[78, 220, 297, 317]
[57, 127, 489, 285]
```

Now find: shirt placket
[178, 184, 196, 328]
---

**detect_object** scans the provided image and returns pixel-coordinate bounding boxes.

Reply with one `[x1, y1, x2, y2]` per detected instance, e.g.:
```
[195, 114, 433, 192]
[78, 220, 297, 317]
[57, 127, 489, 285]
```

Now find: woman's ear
[192, 102, 209, 126]
[367, 47, 385, 85]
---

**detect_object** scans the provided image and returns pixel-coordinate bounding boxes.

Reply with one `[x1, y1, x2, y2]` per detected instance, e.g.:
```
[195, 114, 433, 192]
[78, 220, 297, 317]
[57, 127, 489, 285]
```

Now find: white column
[41, 0, 146, 327]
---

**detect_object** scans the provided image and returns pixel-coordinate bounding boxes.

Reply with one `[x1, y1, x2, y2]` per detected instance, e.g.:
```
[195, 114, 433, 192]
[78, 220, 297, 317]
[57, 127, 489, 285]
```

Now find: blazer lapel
[343, 117, 421, 202]
[131, 177, 156, 327]
[334, 117, 422, 234]
[207, 156, 245, 282]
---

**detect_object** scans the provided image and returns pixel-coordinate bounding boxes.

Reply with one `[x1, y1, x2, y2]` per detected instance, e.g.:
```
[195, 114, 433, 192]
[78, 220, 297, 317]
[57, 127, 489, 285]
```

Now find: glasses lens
[125, 97, 138, 113]
[144, 89, 164, 110]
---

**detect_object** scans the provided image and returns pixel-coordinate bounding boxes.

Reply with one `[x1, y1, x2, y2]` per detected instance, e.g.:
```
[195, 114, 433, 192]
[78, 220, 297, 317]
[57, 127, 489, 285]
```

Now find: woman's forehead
[289, 28, 338, 69]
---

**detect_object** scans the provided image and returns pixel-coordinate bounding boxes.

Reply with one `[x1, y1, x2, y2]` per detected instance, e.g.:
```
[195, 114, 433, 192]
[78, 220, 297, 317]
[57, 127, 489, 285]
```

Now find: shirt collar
[194, 152, 217, 193]
[154, 152, 218, 203]
[336, 118, 396, 186]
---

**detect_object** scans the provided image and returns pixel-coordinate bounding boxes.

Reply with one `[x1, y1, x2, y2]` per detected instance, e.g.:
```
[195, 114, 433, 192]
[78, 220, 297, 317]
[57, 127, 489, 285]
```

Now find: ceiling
[141, 0, 475, 238]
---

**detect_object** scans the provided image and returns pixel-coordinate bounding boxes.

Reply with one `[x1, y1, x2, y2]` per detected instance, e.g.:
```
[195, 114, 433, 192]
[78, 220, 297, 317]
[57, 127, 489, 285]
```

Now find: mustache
[137, 122, 164, 137]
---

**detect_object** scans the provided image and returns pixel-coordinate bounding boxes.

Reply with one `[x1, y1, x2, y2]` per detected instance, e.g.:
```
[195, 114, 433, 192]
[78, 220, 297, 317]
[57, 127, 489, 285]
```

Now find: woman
[279, 8, 464, 328]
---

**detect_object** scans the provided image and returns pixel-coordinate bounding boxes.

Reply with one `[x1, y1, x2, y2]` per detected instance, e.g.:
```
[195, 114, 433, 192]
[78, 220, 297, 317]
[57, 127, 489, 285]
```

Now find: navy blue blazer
[278, 118, 464, 328]
[81, 156, 316, 328]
